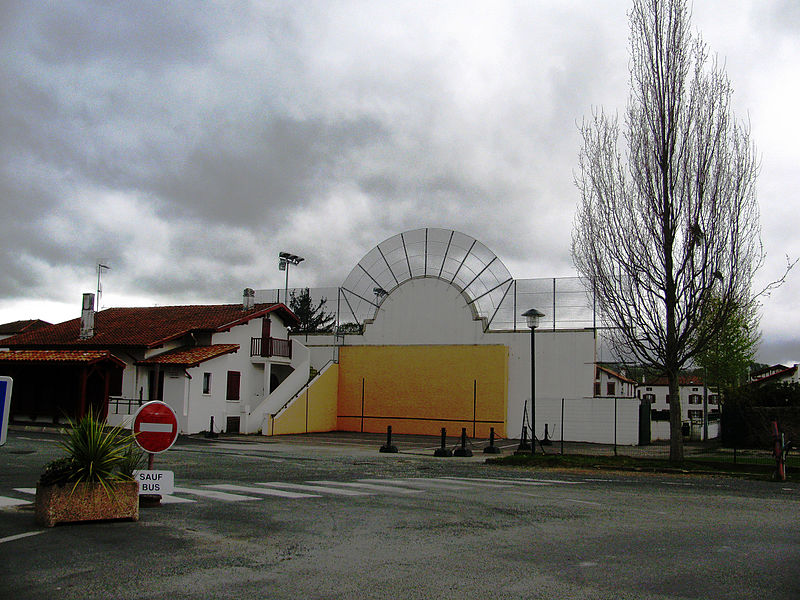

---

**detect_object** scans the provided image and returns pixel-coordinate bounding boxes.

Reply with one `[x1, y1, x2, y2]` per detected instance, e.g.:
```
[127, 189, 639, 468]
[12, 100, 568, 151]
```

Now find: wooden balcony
[250, 337, 292, 359]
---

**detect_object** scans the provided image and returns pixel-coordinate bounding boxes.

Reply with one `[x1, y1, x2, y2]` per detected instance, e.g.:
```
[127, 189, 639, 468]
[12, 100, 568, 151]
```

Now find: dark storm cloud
[0, 1, 797, 364]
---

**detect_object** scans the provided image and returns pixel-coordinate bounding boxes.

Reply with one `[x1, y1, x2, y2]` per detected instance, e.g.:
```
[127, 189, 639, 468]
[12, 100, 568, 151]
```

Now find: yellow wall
[337, 345, 508, 437]
[271, 363, 339, 435]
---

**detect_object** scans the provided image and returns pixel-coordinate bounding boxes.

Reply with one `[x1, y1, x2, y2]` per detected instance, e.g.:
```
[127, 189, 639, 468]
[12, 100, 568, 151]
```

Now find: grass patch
[486, 452, 792, 479]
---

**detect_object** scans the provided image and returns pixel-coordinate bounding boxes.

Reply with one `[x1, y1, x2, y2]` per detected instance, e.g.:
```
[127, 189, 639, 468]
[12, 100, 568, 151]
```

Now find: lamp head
[522, 308, 545, 329]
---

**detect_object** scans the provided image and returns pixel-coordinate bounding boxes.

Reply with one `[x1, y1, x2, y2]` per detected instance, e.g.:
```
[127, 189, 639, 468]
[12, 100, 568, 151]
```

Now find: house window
[688, 394, 702, 405]
[643, 393, 655, 402]
[666, 395, 670, 404]
[688, 410, 702, 419]
[594, 382, 601, 397]
[607, 382, 616, 396]
[709, 395, 718, 405]
[226, 371, 241, 401]
[202, 373, 212, 395]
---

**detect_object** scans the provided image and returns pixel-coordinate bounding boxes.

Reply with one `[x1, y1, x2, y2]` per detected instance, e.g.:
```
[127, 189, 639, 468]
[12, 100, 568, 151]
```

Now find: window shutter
[226, 371, 241, 401]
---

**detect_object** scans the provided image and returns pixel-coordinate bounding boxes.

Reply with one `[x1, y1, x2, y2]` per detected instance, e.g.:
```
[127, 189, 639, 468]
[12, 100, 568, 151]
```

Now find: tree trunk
[668, 373, 684, 464]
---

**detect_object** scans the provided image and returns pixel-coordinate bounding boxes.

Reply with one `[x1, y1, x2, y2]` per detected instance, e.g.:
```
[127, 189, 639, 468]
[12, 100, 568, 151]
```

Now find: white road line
[14, 488, 36, 495]
[0, 531, 44, 544]
[519, 478, 583, 485]
[360, 478, 480, 490]
[208, 484, 320, 499]
[257, 482, 371, 496]
[566, 498, 602, 506]
[418, 477, 516, 489]
[0, 495, 31, 508]
[308, 480, 424, 494]
[172, 486, 260, 502]
[441, 476, 552, 487]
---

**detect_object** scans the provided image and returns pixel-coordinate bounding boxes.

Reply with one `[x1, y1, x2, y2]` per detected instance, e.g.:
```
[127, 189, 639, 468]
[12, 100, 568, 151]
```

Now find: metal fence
[255, 276, 595, 332]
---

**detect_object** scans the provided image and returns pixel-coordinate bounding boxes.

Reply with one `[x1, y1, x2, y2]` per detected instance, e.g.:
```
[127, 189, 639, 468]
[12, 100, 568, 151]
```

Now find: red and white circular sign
[132, 401, 179, 454]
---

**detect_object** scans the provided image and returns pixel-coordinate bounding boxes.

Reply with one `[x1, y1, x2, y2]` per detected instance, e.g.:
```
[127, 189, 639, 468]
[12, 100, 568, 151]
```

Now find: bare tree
[572, 0, 762, 462]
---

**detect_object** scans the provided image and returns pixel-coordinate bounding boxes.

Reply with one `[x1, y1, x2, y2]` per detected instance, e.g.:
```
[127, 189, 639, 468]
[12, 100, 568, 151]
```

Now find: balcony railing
[250, 336, 292, 359]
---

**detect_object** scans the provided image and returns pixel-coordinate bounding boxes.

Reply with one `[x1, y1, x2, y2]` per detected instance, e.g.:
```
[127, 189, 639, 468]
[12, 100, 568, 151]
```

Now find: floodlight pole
[278, 252, 304, 305]
[96, 263, 110, 309]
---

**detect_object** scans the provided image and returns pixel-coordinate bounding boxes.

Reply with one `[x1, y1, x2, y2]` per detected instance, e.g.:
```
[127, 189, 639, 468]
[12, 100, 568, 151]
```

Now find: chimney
[243, 288, 255, 310]
[80, 293, 95, 339]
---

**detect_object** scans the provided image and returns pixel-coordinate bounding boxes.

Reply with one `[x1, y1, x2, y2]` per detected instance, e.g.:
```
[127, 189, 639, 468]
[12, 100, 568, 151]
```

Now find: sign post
[0, 376, 12, 446]
[132, 401, 179, 501]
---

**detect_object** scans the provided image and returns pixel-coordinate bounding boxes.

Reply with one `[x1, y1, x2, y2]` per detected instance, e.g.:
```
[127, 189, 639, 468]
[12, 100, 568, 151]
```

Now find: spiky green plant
[117, 443, 145, 480]
[55, 409, 137, 494]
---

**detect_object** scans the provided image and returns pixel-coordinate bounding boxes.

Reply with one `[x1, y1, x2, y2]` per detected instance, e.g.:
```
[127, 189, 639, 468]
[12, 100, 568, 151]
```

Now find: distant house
[0, 319, 51, 340]
[1, 290, 303, 434]
[594, 365, 637, 398]
[749, 364, 799, 386]
[637, 374, 719, 440]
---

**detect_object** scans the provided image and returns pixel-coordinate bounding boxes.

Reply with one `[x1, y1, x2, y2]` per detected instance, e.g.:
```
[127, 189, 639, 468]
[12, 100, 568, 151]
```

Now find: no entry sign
[133, 401, 179, 454]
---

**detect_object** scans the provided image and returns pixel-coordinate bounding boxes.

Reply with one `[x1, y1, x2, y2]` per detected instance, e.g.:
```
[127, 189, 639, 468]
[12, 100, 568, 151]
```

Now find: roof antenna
[96, 262, 110, 309]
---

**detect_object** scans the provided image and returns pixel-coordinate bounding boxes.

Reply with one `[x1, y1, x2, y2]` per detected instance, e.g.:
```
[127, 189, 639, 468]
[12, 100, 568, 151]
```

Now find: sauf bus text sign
[133, 470, 174, 495]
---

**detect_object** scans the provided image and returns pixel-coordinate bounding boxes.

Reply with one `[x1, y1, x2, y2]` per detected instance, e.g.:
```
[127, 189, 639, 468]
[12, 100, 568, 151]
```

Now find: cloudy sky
[1, 1, 798, 363]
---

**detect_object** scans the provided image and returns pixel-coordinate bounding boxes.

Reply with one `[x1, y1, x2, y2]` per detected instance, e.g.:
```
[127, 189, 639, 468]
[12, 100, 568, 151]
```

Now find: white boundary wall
[299, 277, 641, 444]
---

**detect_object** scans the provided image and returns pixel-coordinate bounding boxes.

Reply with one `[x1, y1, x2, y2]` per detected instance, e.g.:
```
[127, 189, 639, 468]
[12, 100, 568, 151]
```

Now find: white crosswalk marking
[160, 494, 196, 504]
[257, 482, 372, 496]
[208, 484, 320, 499]
[308, 480, 424, 494]
[172, 486, 260, 502]
[2, 476, 587, 508]
[0, 495, 30, 508]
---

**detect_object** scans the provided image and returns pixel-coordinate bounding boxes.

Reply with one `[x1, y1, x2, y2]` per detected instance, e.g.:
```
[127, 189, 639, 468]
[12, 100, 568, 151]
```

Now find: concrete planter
[35, 480, 139, 527]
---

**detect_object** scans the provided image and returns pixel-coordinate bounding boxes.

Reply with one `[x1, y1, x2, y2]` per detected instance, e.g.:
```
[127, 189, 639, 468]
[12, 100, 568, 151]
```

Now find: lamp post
[278, 252, 304, 304]
[522, 308, 544, 454]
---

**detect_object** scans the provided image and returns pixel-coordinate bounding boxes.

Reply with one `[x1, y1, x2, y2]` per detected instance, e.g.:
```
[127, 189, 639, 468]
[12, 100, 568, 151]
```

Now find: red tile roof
[136, 344, 240, 367]
[0, 319, 51, 336]
[750, 364, 797, 385]
[646, 374, 705, 387]
[0, 349, 125, 367]
[3, 303, 297, 349]
[596, 365, 637, 384]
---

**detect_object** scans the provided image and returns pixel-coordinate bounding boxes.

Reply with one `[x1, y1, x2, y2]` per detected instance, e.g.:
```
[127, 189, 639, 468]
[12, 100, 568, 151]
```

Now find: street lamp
[278, 252, 304, 304]
[522, 308, 544, 454]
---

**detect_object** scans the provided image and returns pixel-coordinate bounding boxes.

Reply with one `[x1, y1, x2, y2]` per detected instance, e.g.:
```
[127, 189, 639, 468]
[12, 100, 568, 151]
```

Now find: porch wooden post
[78, 367, 88, 419]
[102, 365, 111, 421]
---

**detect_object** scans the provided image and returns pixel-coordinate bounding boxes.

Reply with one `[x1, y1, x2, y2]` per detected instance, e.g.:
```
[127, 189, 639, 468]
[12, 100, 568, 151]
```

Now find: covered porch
[0, 350, 124, 425]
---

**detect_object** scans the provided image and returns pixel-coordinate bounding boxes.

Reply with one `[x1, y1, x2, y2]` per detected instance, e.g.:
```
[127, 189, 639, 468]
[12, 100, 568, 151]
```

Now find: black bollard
[205, 415, 218, 439]
[542, 423, 553, 446]
[379, 425, 398, 453]
[453, 427, 473, 457]
[515, 425, 532, 455]
[483, 427, 502, 454]
[434, 427, 453, 457]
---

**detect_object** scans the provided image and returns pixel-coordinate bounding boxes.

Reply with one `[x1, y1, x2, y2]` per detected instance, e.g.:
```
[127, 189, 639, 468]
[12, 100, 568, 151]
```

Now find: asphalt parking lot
[2, 429, 799, 600]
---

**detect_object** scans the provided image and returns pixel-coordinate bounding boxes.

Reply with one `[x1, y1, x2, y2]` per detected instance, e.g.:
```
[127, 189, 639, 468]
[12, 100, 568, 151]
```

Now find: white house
[750, 364, 800, 386]
[594, 365, 637, 398]
[637, 374, 719, 440]
[2, 289, 304, 434]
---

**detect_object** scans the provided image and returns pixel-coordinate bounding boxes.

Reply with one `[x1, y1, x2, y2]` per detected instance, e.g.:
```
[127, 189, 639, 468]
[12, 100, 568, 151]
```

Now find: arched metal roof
[340, 228, 514, 324]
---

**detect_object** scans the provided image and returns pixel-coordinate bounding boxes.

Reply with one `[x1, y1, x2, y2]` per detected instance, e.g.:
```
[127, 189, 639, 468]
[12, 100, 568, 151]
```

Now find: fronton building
[2, 228, 646, 445]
